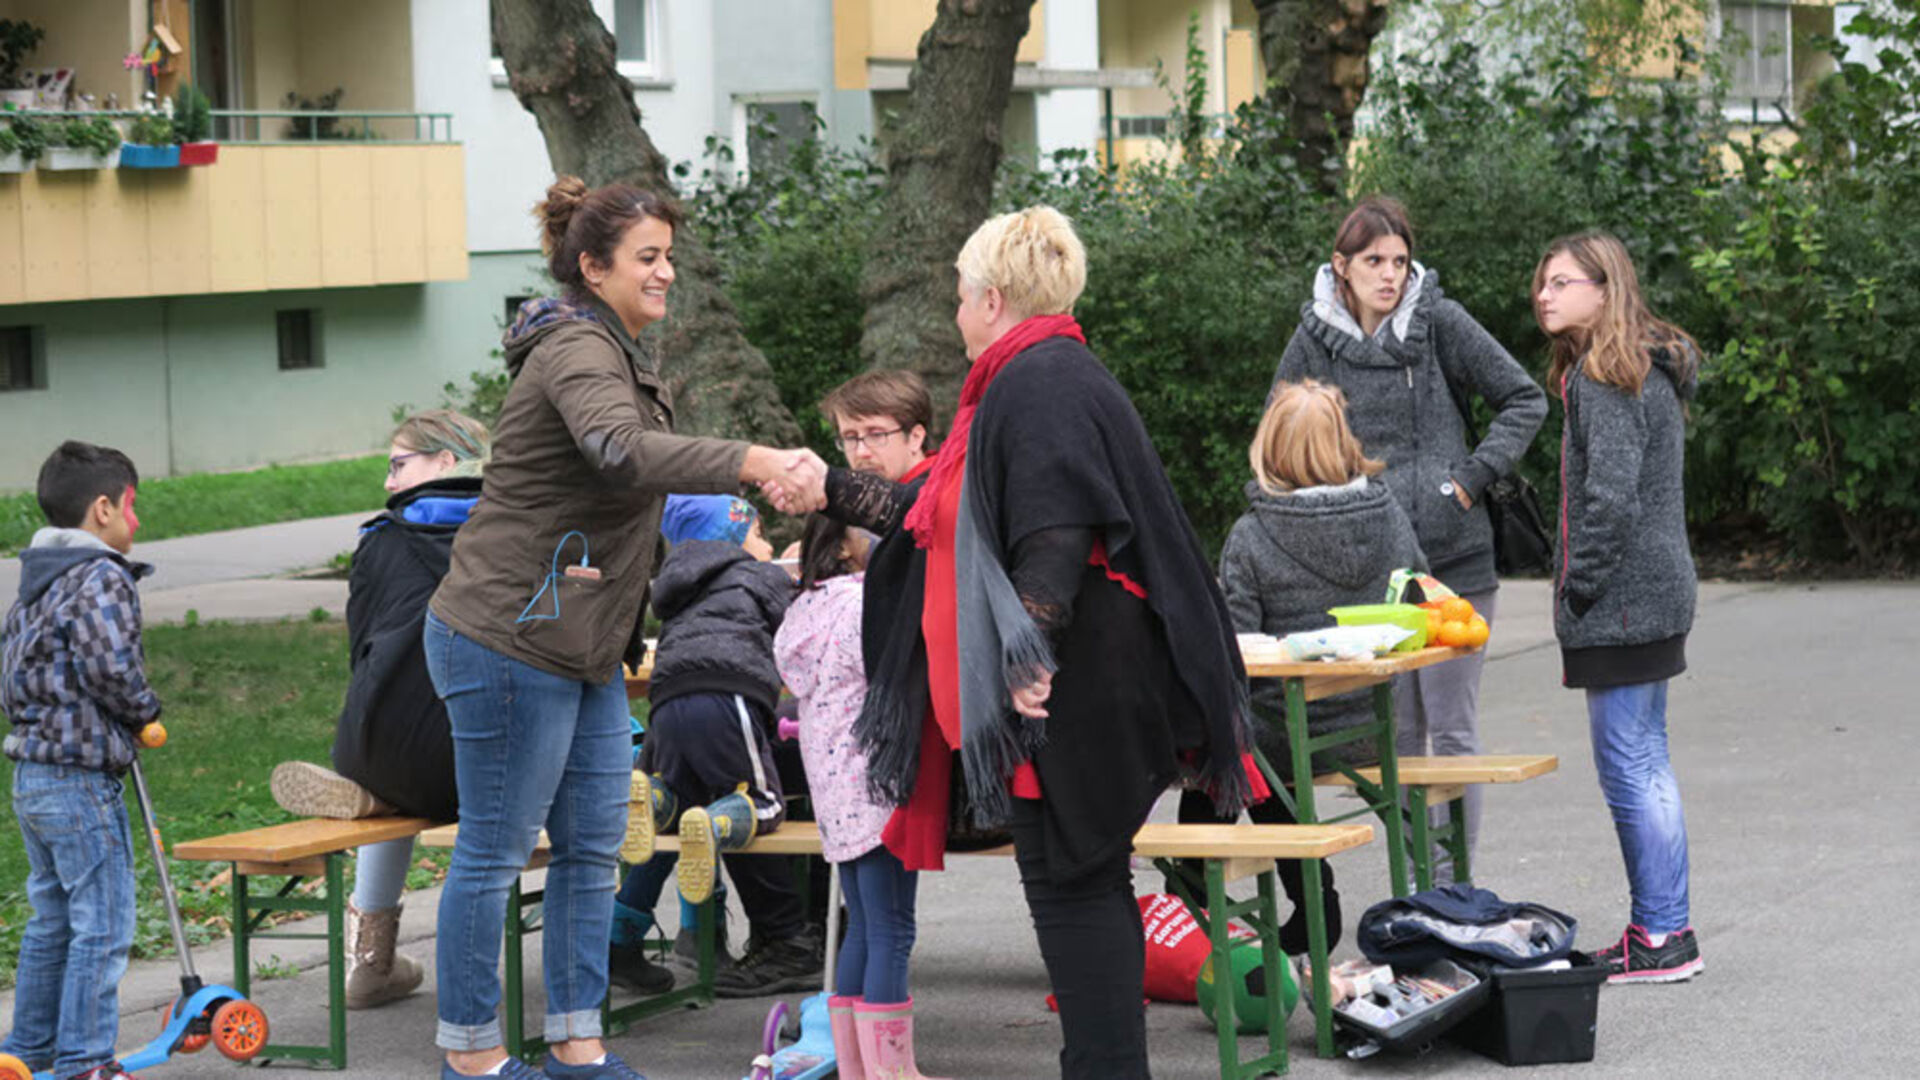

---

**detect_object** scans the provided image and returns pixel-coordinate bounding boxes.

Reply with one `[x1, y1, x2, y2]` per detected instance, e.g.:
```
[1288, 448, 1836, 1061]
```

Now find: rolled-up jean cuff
[545, 1008, 604, 1044]
[436, 1018, 502, 1052]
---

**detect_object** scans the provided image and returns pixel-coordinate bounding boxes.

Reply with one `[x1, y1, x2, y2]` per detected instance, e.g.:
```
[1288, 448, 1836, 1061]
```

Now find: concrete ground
[0, 511, 366, 625]
[3, 565, 1915, 1077]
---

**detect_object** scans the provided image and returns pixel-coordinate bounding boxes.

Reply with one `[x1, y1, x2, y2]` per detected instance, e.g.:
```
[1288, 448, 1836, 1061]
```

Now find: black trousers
[1012, 798, 1152, 1080]
[642, 692, 803, 939]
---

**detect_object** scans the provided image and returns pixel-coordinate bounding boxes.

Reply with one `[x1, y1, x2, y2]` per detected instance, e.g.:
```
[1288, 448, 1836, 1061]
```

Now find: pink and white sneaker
[1595, 924, 1704, 984]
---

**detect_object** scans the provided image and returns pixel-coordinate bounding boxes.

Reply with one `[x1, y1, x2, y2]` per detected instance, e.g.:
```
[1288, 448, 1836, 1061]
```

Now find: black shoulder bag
[1440, 364, 1554, 577]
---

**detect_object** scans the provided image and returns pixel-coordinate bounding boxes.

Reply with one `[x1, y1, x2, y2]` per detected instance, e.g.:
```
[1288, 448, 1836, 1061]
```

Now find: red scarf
[883, 314, 1084, 871]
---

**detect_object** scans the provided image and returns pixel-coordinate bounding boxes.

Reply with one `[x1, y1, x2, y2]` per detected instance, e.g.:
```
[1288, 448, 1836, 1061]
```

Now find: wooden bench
[1314, 754, 1559, 891]
[172, 816, 435, 1069]
[421, 818, 1373, 1080]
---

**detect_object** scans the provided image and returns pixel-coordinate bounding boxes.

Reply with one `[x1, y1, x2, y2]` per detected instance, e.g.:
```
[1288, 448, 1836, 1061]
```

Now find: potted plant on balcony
[44, 115, 122, 170]
[173, 84, 217, 165]
[0, 113, 45, 172]
[0, 19, 44, 110]
[121, 111, 179, 168]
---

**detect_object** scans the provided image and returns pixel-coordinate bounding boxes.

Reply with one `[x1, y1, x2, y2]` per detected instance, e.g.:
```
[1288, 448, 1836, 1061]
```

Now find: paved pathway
[4, 578, 1911, 1077]
[0, 511, 371, 624]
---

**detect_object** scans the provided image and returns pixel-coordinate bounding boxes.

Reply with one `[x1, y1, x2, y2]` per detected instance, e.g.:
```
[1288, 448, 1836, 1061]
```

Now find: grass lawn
[0, 455, 389, 557]
[0, 618, 450, 990]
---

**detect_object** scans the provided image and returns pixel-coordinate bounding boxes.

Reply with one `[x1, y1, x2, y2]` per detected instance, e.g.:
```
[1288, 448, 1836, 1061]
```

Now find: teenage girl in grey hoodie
[1535, 231, 1703, 985]
[1180, 380, 1426, 951]
[1270, 197, 1547, 879]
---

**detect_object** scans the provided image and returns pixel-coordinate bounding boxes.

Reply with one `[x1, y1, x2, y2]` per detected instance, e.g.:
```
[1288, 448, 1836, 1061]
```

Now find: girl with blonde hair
[1535, 230, 1703, 985]
[1187, 380, 1424, 953]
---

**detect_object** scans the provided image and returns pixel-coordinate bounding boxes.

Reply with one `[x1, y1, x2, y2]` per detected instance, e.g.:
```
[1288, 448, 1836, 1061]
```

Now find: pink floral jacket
[773, 573, 892, 863]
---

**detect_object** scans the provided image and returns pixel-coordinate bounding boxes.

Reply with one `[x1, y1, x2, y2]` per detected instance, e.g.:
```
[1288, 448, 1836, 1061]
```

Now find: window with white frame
[1724, 2, 1793, 104]
[491, 0, 660, 83]
[733, 97, 818, 177]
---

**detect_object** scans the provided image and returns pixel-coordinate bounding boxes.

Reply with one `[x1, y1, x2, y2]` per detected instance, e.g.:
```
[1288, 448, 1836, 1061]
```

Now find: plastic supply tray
[1327, 603, 1429, 651]
[1330, 958, 1488, 1055]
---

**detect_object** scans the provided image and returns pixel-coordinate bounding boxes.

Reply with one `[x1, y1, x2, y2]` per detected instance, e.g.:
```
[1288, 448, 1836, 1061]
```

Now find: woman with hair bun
[423, 176, 824, 1080]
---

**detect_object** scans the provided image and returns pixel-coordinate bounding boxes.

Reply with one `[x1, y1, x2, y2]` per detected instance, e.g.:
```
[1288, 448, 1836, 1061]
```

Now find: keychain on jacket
[517, 530, 597, 623]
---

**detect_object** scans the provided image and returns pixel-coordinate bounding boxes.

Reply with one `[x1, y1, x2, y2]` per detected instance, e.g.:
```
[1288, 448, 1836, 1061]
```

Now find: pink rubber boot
[828, 995, 865, 1078]
[853, 998, 948, 1080]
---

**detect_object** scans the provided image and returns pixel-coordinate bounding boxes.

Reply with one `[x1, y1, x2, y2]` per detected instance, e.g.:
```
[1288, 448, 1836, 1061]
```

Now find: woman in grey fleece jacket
[1536, 231, 1703, 985]
[1179, 380, 1426, 951]
[1269, 197, 1546, 880]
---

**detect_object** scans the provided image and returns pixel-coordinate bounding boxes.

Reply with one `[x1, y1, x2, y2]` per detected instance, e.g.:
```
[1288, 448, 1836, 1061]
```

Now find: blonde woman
[780, 207, 1256, 1078]
[1535, 231, 1702, 984]
[1182, 380, 1425, 952]
[270, 409, 490, 1009]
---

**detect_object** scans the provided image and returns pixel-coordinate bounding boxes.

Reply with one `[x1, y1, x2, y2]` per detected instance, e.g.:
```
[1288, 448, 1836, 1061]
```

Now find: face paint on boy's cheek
[123, 486, 140, 536]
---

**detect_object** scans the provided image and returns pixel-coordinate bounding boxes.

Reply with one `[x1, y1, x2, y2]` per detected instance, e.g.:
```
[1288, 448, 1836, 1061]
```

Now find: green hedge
[680, 11, 1920, 567]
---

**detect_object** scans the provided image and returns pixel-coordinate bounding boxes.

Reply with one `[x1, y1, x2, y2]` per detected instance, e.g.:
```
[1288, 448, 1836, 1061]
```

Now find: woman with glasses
[1262, 196, 1547, 882]
[269, 409, 490, 1010]
[1535, 231, 1702, 984]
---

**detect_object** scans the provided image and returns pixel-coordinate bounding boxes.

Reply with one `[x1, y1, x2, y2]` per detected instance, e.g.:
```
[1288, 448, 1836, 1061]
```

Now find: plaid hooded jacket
[2, 528, 162, 773]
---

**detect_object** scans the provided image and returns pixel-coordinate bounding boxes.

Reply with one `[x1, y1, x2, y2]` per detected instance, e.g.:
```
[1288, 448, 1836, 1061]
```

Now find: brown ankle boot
[345, 901, 424, 1009]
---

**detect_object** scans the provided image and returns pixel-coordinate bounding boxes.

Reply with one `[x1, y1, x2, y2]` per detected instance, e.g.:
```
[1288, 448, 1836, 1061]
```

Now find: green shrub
[128, 111, 173, 146]
[172, 84, 214, 143]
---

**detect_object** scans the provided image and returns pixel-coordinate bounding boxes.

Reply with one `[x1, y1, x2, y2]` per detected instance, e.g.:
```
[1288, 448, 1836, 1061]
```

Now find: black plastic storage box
[1330, 959, 1489, 1055]
[1451, 952, 1607, 1065]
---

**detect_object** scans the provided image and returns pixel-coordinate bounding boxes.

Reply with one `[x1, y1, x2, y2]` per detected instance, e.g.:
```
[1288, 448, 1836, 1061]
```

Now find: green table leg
[326, 852, 347, 1067]
[1257, 870, 1287, 1075]
[232, 868, 250, 1002]
[1206, 861, 1238, 1079]
[1300, 851, 1333, 1062]
[1371, 684, 1411, 899]
[1407, 786, 1434, 893]
[505, 877, 525, 1062]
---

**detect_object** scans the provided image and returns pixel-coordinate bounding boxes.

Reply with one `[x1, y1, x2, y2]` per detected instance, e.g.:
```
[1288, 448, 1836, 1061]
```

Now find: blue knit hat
[660, 494, 758, 546]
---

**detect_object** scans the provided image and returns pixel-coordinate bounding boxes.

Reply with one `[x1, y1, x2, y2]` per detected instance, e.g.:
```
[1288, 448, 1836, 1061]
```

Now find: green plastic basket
[1326, 603, 1429, 651]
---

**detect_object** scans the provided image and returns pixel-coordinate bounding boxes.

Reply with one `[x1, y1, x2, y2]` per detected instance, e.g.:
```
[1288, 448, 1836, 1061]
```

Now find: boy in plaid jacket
[2, 441, 162, 1080]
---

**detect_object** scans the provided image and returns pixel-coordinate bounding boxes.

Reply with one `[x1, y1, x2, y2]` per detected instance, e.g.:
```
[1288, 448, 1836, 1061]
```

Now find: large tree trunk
[491, 0, 800, 445]
[1253, 0, 1392, 195]
[858, 0, 1038, 428]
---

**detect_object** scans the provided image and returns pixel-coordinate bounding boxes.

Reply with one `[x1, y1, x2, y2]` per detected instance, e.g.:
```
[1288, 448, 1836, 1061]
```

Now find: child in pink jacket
[775, 515, 941, 1079]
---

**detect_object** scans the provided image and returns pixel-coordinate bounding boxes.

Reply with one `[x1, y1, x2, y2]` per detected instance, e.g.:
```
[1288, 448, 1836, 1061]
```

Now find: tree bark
[858, 0, 1038, 428]
[1253, 0, 1392, 195]
[491, 0, 800, 445]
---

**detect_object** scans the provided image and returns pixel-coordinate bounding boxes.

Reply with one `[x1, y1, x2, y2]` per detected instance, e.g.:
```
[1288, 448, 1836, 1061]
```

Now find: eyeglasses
[387, 452, 426, 477]
[834, 428, 904, 452]
[1542, 276, 1601, 295]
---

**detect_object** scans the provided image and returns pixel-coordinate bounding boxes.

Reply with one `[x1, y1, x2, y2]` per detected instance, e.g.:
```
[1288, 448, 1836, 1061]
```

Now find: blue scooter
[0, 740, 267, 1079]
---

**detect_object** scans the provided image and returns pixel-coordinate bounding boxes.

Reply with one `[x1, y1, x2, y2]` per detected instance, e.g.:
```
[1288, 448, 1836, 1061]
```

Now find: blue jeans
[835, 846, 918, 1004]
[423, 612, 630, 1051]
[2, 762, 138, 1076]
[1587, 680, 1690, 934]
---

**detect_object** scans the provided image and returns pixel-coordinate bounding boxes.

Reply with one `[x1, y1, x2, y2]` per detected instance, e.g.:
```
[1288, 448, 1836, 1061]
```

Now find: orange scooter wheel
[0, 1052, 33, 1080]
[211, 998, 269, 1061]
[162, 995, 211, 1053]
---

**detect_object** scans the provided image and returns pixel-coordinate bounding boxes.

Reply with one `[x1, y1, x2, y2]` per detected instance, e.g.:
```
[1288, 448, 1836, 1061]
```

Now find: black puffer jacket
[332, 476, 480, 821]
[648, 540, 794, 713]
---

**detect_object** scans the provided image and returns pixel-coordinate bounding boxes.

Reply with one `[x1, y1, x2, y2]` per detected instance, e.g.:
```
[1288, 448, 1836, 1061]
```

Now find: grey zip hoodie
[1555, 345, 1697, 683]
[1218, 479, 1425, 764]
[1272, 265, 1548, 596]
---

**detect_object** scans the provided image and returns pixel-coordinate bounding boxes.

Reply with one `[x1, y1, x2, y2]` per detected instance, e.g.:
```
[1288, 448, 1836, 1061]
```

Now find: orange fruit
[1440, 597, 1475, 624]
[1462, 616, 1491, 648]
[139, 722, 168, 749]
[1436, 620, 1471, 648]
[1424, 608, 1443, 640]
